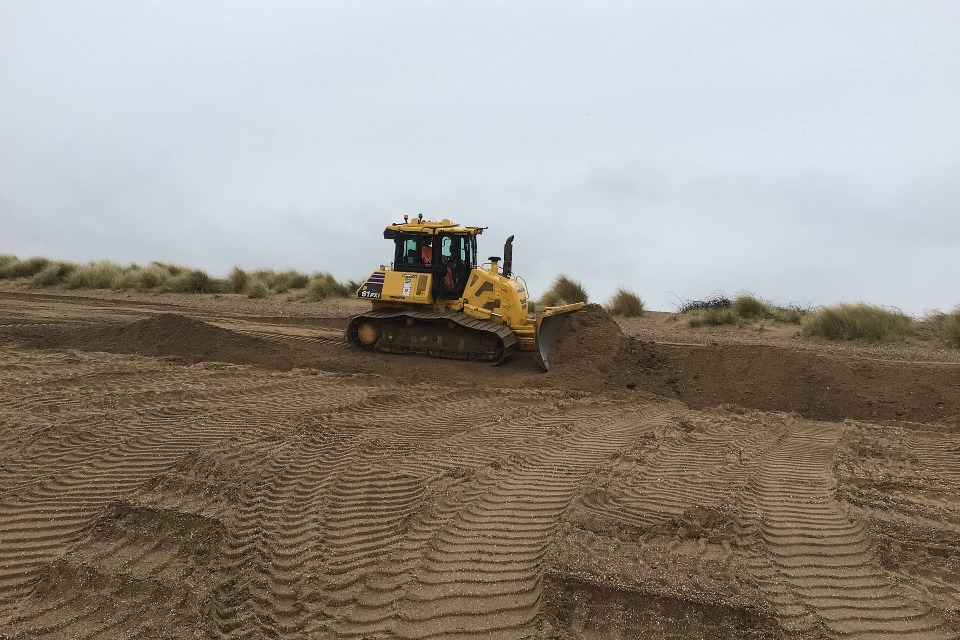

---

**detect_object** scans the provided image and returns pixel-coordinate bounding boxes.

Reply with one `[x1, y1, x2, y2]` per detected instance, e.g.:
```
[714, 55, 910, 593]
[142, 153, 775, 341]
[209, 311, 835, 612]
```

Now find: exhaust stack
[502, 235, 514, 278]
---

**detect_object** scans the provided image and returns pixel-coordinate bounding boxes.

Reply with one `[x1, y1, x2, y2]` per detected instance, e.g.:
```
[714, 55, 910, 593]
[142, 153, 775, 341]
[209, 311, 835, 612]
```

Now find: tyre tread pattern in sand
[740, 420, 955, 640]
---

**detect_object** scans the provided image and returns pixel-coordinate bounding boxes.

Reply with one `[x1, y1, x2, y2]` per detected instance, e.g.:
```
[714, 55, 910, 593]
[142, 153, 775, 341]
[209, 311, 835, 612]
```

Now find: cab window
[440, 236, 454, 261]
[394, 233, 434, 271]
[438, 234, 473, 265]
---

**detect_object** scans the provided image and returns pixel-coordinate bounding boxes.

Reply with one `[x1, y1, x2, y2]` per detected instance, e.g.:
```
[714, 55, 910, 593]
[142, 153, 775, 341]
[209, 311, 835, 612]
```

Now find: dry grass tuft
[168, 269, 225, 294]
[0, 256, 52, 279]
[922, 307, 960, 348]
[731, 294, 809, 324]
[688, 308, 743, 327]
[246, 278, 269, 299]
[772, 306, 806, 324]
[250, 269, 309, 293]
[227, 267, 249, 294]
[135, 264, 175, 289]
[540, 275, 589, 307]
[29, 261, 77, 286]
[681, 292, 809, 328]
[730, 294, 767, 319]
[0, 254, 17, 273]
[65, 261, 125, 289]
[802, 303, 914, 342]
[150, 262, 186, 277]
[605, 287, 645, 317]
[305, 273, 355, 301]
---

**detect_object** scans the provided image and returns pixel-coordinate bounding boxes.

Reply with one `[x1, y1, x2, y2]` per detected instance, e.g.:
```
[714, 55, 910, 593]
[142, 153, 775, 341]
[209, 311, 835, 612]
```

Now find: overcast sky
[2, 1, 958, 313]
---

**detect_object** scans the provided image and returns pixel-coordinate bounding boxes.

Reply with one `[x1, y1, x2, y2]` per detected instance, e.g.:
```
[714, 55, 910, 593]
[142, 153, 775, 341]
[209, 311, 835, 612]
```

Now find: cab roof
[384, 217, 484, 236]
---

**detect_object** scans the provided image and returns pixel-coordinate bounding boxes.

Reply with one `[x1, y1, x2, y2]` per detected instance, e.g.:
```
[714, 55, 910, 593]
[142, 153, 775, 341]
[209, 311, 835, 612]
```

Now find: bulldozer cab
[387, 230, 476, 299]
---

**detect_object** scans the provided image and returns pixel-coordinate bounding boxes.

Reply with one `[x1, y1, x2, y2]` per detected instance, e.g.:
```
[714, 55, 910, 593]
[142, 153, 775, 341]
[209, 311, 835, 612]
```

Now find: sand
[0, 289, 958, 639]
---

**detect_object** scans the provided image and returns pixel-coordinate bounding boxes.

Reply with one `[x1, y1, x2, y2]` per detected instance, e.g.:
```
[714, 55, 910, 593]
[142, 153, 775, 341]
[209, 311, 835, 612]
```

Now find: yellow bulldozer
[346, 214, 584, 370]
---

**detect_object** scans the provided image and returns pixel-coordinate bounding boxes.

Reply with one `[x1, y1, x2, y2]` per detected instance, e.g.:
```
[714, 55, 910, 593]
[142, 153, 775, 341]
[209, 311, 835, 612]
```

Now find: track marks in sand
[577, 413, 781, 530]
[318, 402, 680, 639]
[209, 428, 355, 639]
[0, 348, 383, 628]
[741, 420, 954, 639]
[209, 389, 566, 639]
[320, 466, 426, 635]
[0, 430, 201, 604]
[835, 424, 960, 633]
[3, 498, 226, 639]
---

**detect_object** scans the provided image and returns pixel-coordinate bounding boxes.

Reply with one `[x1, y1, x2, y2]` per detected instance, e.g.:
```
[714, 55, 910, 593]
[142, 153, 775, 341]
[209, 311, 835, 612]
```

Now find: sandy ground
[0, 287, 958, 639]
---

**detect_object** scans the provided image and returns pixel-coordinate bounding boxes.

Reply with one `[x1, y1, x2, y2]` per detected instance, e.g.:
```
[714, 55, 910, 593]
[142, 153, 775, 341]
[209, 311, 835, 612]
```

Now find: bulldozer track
[346, 309, 517, 363]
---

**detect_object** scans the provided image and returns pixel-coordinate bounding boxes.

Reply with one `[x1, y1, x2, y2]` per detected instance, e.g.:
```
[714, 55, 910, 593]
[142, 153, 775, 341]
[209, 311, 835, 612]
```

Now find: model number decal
[358, 282, 384, 299]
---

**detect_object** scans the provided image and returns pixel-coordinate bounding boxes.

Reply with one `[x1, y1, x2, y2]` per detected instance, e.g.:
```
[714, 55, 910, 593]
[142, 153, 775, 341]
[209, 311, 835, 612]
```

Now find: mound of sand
[74, 314, 294, 370]
[547, 305, 666, 393]
[549, 304, 625, 368]
[543, 305, 960, 422]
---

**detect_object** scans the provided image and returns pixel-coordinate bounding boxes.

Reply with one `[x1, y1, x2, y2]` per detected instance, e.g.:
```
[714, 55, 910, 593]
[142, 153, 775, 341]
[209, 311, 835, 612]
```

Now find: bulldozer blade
[534, 303, 585, 371]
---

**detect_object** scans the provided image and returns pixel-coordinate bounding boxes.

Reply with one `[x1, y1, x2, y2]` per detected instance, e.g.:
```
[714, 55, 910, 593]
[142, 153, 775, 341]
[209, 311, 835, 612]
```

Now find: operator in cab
[420, 237, 433, 265]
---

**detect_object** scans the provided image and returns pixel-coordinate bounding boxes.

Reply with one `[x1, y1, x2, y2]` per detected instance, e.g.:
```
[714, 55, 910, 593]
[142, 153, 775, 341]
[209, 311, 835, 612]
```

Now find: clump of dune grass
[688, 308, 743, 327]
[194, 266, 356, 299]
[252, 269, 311, 294]
[110, 266, 144, 290]
[150, 261, 186, 277]
[227, 267, 249, 294]
[133, 263, 175, 289]
[29, 261, 78, 286]
[771, 305, 806, 324]
[730, 294, 767, 319]
[802, 303, 914, 342]
[922, 307, 960, 348]
[235, 269, 353, 299]
[304, 272, 355, 301]
[168, 269, 225, 294]
[0, 254, 17, 273]
[65, 261, 126, 289]
[730, 293, 809, 324]
[679, 292, 808, 329]
[0, 256, 52, 279]
[63, 261, 191, 291]
[605, 287, 645, 317]
[246, 278, 269, 299]
[539, 275, 589, 307]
